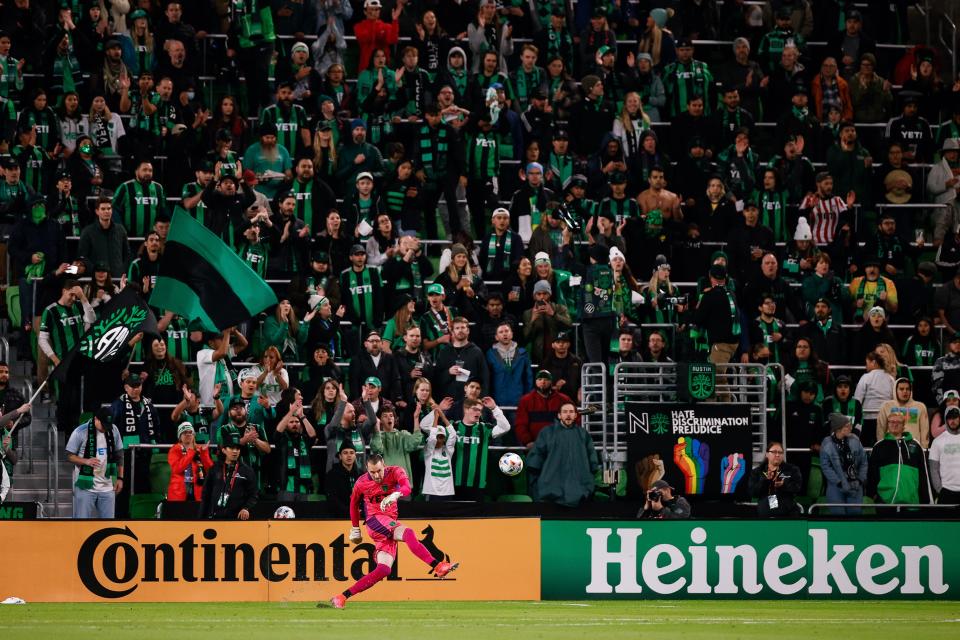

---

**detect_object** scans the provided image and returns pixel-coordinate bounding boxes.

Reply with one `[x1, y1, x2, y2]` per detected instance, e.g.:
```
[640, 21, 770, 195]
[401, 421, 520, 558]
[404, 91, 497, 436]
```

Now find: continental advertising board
[0, 519, 540, 602]
[542, 521, 959, 599]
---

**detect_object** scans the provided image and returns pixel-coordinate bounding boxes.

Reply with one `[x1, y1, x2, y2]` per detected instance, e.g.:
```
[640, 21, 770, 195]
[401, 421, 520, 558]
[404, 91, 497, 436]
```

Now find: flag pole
[6, 377, 49, 433]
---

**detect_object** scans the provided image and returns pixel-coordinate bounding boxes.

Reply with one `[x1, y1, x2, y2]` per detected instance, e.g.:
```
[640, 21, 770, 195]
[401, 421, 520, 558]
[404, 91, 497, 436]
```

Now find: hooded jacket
[867, 431, 930, 504]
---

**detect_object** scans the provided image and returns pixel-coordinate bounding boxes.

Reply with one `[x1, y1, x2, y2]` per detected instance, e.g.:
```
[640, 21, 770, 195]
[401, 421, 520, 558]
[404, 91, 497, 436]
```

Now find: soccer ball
[273, 506, 296, 519]
[499, 452, 524, 476]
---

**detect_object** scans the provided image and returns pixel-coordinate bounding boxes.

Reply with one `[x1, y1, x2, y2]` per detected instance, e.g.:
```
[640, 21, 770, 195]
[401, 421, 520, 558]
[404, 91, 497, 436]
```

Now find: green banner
[542, 521, 959, 599]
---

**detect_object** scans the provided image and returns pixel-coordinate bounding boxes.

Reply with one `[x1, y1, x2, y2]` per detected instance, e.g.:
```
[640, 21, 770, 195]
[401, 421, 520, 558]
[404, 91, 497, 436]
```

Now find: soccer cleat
[328, 594, 346, 609]
[433, 561, 459, 578]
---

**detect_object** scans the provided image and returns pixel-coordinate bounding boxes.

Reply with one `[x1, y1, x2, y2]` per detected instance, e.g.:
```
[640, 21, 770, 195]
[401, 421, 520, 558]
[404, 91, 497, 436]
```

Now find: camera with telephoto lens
[553, 203, 581, 232]
[648, 490, 662, 502]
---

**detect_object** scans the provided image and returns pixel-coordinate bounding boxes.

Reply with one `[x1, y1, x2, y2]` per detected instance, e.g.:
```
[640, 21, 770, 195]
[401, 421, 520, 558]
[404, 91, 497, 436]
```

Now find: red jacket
[353, 19, 400, 72]
[515, 389, 573, 445]
[167, 445, 214, 501]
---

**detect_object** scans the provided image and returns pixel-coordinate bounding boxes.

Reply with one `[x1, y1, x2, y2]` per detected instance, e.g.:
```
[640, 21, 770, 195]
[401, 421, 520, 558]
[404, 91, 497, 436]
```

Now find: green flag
[150, 207, 277, 331]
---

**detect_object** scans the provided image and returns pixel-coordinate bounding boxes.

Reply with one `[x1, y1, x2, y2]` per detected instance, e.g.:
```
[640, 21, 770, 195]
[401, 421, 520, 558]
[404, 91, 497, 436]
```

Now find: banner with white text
[541, 521, 958, 599]
[625, 402, 753, 499]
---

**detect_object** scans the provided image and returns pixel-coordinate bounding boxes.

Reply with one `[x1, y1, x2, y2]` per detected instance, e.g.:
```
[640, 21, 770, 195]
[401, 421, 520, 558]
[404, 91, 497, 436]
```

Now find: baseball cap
[94, 407, 113, 428]
[364, 376, 382, 388]
[491, 207, 510, 219]
[356, 171, 374, 183]
[350, 243, 366, 255]
[124, 373, 142, 387]
[944, 390, 960, 400]
[650, 479, 674, 491]
[554, 331, 571, 343]
[426, 283, 444, 296]
[535, 369, 553, 381]
[364, 0, 382, 7]
[228, 397, 247, 409]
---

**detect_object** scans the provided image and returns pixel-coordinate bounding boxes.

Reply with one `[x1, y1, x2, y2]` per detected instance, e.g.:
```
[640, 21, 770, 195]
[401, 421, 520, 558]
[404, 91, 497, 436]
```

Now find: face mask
[186, 91, 195, 101]
[79, 143, 92, 154]
[31, 203, 46, 224]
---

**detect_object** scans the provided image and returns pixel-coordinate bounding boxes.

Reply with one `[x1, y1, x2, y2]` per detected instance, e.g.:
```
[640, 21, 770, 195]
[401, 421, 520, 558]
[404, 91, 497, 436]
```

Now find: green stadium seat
[129, 493, 164, 519]
[307, 494, 327, 502]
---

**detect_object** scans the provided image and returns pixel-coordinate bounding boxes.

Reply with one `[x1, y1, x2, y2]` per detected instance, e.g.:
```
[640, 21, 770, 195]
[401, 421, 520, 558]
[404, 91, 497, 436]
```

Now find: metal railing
[807, 502, 958, 515]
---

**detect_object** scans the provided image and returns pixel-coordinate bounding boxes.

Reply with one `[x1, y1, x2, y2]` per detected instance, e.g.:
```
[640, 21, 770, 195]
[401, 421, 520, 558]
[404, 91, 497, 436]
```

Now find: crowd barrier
[1, 518, 957, 601]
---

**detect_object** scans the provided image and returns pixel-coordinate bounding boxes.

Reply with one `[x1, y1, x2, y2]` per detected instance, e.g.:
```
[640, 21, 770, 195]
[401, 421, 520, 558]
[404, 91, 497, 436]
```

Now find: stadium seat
[129, 493, 164, 519]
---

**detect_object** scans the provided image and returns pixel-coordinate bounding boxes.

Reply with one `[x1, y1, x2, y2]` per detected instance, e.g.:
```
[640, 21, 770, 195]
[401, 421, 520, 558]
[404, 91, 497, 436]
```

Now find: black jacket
[693, 284, 741, 344]
[749, 461, 803, 517]
[324, 462, 362, 517]
[348, 351, 402, 403]
[433, 341, 489, 400]
[200, 460, 258, 519]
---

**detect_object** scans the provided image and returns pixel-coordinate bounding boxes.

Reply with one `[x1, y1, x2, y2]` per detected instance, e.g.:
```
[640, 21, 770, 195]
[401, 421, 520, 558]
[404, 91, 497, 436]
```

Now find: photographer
[638, 479, 691, 519]
[748, 441, 803, 517]
[200, 432, 258, 520]
[167, 422, 213, 502]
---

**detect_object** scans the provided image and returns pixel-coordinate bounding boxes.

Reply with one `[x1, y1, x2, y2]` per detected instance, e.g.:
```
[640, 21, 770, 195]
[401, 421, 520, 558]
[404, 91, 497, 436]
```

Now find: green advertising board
[542, 521, 959, 599]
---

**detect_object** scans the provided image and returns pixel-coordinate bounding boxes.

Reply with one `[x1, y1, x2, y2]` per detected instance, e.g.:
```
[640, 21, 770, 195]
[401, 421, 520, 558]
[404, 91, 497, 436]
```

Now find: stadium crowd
[1, 0, 960, 517]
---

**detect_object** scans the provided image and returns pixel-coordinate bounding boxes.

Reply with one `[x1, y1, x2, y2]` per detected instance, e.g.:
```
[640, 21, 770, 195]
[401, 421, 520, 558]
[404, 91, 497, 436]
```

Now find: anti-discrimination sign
[541, 521, 960, 599]
[0, 519, 540, 602]
[625, 403, 753, 499]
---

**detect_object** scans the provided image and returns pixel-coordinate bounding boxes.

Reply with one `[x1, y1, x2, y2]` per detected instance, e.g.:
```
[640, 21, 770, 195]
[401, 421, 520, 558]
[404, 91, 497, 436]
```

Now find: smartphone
[65, 265, 79, 274]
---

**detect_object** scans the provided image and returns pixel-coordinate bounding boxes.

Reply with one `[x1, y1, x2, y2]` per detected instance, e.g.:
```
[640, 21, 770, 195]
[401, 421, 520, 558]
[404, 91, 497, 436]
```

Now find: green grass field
[0, 601, 956, 639]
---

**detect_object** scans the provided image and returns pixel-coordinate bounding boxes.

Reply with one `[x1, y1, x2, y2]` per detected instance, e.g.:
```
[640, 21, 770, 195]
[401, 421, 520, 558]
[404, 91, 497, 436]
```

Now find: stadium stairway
[5, 340, 74, 518]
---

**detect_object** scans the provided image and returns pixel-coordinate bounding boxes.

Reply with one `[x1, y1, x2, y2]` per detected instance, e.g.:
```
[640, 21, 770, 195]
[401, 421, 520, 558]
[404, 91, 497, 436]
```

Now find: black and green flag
[150, 208, 278, 331]
[50, 287, 158, 384]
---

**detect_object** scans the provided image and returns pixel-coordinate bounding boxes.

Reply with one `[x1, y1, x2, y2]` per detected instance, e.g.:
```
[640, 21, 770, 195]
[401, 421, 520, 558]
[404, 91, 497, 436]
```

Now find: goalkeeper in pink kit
[326, 454, 458, 608]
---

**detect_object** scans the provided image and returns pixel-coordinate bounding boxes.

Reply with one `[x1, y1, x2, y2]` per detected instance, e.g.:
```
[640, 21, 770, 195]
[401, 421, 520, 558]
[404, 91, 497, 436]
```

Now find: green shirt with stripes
[259, 103, 308, 157]
[453, 419, 495, 490]
[113, 179, 166, 238]
[11, 144, 45, 194]
[466, 131, 499, 180]
[40, 301, 86, 359]
[128, 91, 162, 136]
[181, 181, 208, 226]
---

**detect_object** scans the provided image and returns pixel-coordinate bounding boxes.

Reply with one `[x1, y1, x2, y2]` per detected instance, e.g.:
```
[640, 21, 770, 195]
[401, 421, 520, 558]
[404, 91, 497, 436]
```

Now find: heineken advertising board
[541, 521, 958, 599]
[626, 403, 753, 499]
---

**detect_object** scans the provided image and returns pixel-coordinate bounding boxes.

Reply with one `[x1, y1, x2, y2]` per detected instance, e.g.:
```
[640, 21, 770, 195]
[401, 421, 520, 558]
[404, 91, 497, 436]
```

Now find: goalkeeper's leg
[397, 525, 439, 567]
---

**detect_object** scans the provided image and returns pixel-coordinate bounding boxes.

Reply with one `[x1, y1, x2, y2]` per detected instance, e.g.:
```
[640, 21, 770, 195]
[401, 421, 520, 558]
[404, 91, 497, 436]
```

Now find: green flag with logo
[50, 287, 158, 384]
[150, 208, 278, 331]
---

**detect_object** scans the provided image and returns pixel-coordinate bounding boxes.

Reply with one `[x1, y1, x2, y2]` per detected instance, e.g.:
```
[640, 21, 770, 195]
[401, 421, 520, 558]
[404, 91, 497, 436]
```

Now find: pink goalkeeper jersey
[349, 466, 412, 527]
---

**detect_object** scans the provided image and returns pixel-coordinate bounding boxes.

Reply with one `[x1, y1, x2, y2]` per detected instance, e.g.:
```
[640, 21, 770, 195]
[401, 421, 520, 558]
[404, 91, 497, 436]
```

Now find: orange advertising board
[0, 519, 540, 602]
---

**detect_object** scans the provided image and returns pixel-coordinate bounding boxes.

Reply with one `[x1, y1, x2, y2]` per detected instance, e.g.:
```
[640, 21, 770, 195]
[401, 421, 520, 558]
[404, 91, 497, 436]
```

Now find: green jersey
[181, 181, 208, 226]
[113, 179, 166, 237]
[466, 131, 499, 180]
[128, 91, 162, 136]
[11, 144, 45, 193]
[238, 238, 269, 279]
[596, 196, 640, 228]
[40, 301, 87, 359]
[181, 407, 215, 444]
[0, 54, 23, 99]
[260, 103, 308, 157]
[453, 420, 495, 490]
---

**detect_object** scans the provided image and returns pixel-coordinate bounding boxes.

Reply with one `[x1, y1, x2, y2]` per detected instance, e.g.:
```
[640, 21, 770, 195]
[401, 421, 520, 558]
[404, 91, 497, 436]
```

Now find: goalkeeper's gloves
[380, 491, 402, 511]
[349, 526, 362, 544]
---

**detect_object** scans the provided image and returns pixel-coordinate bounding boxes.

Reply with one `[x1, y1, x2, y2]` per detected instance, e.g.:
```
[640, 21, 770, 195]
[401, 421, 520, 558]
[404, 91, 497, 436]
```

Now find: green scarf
[75, 421, 117, 490]
[486, 231, 511, 273]
[285, 433, 312, 492]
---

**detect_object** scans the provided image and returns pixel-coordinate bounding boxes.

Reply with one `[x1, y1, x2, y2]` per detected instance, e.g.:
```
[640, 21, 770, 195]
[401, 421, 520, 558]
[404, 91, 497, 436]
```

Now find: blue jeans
[825, 483, 863, 516]
[74, 488, 116, 518]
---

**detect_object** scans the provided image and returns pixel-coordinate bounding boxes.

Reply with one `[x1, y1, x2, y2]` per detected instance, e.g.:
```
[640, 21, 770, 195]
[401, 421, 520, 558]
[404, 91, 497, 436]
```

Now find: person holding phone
[749, 441, 803, 518]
